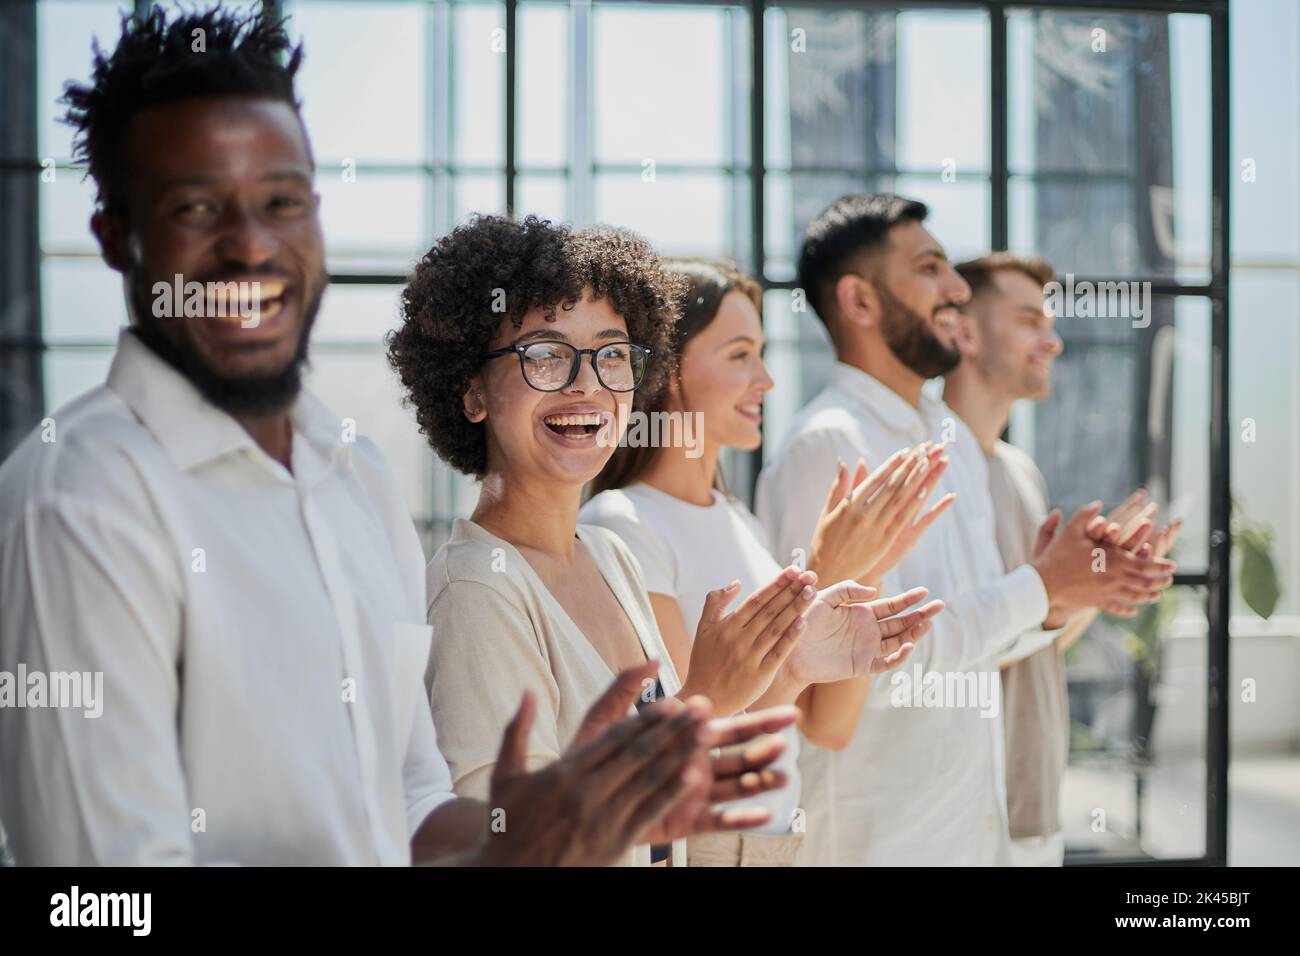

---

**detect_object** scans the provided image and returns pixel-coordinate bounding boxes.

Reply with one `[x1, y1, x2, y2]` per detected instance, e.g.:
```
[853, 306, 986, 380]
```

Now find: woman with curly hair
[388, 216, 932, 866]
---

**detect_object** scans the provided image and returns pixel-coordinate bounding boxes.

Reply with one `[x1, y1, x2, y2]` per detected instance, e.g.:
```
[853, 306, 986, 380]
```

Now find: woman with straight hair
[582, 259, 953, 865]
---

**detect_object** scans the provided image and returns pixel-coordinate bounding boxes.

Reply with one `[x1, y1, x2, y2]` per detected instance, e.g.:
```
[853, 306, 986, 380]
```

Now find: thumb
[821, 458, 850, 516]
[698, 580, 741, 633]
[491, 690, 536, 791]
[1035, 509, 1062, 556]
[572, 660, 660, 749]
[821, 579, 877, 606]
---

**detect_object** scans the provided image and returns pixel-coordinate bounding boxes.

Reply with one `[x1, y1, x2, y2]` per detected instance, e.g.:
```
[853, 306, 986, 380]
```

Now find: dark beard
[877, 284, 962, 379]
[127, 275, 323, 418]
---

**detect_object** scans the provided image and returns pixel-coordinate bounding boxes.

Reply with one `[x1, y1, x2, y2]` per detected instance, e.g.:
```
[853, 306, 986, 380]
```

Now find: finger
[702, 704, 801, 748]
[697, 580, 742, 633]
[701, 805, 775, 833]
[907, 491, 956, 539]
[709, 734, 787, 781]
[1154, 518, 1184, 558]
[571, 659, 662, 749]
[567, 695, 683, 773]
[876, 598, 945, 637]
[590, 700, 707, 802]
[850, 448, 910, 509]
[759, 595, 813, 667]
[866, 586, 930, 620]
[1118, 517, 1155, 553]
[1107, 488, 1150, 528]
[739, 569, 816, 640]
[872, 641, 916, 673]
[491, 691, 536, 789]
[618, 751, 699, 848]
[732, 567, 802, 630]
[709, 767, 788, 804]
[850, 457, 870, 492]
[1036, 509, 1063, 554]
[1115, 503, 1158, 546]
[1070, 501, 1105, 533]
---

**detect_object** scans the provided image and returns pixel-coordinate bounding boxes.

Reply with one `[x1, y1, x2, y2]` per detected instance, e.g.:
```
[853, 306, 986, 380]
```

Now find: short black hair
[61, 2, 305, 219]
[798, 193, 928, 331]
[388, 215, 686, 478]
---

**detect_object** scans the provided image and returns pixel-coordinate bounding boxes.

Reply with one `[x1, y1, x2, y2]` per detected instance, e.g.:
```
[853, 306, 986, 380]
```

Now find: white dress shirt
[756, 362, 1060, 866]
[0, 330, 455, 865]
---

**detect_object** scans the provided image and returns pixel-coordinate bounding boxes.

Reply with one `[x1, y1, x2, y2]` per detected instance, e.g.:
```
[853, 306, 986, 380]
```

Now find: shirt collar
[828, 361, 948, 433]
[106, 329, 350, 473]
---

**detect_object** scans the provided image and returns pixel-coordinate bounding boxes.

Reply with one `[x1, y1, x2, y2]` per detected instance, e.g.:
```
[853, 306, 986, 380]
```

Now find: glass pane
[313, 283, 403, 347]
[302, 350, 434, 525]
[42, 348, 115, 412]
[36, 1, 133, 162]
[287, 1, 431, 165]
[763, 171, 873, 281]
[890, 175, 989, 262]
[41, 258, 128, 345]
[1022, 295, 1209, 576]
[516, 174, 568, 223]
[1231, 0, 1300, 260]
[39, 164, 99, 254]
[451, 173, 506, 225]
[760, 288, 835, 465]
[765, 6, 897, 172]
[452, 2, 505, 167]
[518, 2, 569, 169]
[593, 4, 731, 166]
[896, 10, 988, 173]
[1063, 585, 1207, 860]
[593, 171, 734, 260]
[317, 172, 429, 274]
[1230, 269, 1299, 617]
[1008, 11, 1212, 281]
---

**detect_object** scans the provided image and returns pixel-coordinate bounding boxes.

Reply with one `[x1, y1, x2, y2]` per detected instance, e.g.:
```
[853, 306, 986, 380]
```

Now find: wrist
[752, 666, 805, 710]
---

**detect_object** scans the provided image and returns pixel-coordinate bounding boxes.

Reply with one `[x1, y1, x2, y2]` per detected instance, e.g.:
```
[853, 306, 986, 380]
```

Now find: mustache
[192, 265, 297, 286]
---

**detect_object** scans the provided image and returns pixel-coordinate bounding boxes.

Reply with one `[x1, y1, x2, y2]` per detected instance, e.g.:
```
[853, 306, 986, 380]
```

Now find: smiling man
[756, 194, 1177, 866]
[0, 5, 793, 866]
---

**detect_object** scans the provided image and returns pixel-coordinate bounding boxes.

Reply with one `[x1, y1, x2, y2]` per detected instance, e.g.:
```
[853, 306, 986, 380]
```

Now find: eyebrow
[513, 327, 628, 345]
[719, 334, 761, 348]
[156, 170, 313, 190]
[913, 247, 949, 263]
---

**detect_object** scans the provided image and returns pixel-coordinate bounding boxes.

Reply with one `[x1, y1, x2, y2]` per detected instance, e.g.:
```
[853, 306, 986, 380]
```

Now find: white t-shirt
[581, 482, 801, 835]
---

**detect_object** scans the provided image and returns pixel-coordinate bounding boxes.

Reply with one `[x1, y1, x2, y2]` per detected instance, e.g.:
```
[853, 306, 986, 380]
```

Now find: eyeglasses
[481, 340, 652, 392]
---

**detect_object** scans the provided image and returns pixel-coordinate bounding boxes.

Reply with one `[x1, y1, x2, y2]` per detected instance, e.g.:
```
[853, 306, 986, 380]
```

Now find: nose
[564, 350, 604, 394]
[944, 264, 972, 306]
[755, 357, 775, 393]
[1045, 327, 1064, 356]
[213, 201, 279, 269]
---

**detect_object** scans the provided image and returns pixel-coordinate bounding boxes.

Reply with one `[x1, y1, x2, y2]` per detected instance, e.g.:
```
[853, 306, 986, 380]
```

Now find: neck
[942, 369, 1014, 454]
[836, 335, 927, 408]
[236, 412, 294, 470]
[639, 437, 720, 506]
[472, 469, 584, 559]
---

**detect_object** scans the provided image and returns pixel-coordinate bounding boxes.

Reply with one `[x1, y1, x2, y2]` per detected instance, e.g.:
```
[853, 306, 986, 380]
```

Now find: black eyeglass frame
[480, 340, 653, 393]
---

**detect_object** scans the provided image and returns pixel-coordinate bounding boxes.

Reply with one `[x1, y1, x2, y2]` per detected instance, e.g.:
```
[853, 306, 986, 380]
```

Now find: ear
[462, 377, 487, 423]
[834, 271, 879, 332]
[91, 210, 128, 274]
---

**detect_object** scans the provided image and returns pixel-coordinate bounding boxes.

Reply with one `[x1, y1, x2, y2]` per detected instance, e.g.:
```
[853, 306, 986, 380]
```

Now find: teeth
[543, 413, 602, 426]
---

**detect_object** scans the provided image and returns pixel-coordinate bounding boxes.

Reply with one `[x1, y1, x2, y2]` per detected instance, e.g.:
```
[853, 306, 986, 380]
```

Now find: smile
[542, 412, 605, 438]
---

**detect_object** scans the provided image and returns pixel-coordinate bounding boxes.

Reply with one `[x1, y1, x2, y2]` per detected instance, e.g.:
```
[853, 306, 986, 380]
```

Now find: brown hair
[587, 259, 763, 498]
[955, 252, 1056, 306]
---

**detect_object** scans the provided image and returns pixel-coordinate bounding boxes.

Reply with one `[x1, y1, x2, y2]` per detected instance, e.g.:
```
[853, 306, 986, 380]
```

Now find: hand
[1031, 501, 1178, 616]
[809, 444, 955, 584]
[639, 704, 800, 844]
[680, 566, 819, 715]
[481, 669, 708, 866]
[783, 581, 944, 686]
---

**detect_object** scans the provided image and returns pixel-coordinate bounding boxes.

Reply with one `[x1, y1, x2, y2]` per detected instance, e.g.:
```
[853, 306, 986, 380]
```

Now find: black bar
[505, 0, 517, 218]
[990, 1, 1008, 251]
[1205, 3, 1232, 868]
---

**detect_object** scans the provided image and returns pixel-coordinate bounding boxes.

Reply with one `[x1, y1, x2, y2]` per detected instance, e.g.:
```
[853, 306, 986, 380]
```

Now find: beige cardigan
[424, 518, 685, 867]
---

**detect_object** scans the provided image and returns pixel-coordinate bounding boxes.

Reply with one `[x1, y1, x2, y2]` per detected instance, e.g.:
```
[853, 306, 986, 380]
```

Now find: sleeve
[756, 427, 870, 570]
[579, 504, 677, 596]
[425, 578, 564, 801]
[910, 564, 1059, 674]
[0, 495, 193, 865]
[398, 624, 459, 837]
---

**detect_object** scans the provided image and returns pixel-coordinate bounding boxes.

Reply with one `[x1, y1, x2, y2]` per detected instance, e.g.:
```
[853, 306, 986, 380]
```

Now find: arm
[647, 593, 694, 681]
[0, 497, 192, 865]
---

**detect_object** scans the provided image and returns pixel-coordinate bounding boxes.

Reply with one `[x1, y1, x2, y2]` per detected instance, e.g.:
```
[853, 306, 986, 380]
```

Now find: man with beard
[756, 195, 1176, 865]
[944, 253, 1181, 865]
[0, 5, 794, 866]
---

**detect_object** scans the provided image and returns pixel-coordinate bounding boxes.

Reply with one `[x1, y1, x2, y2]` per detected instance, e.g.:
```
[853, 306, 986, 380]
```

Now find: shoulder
[426, 522, 532, 614]
[993, 440, 1046, 486]
[0, 386, 172, 542]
